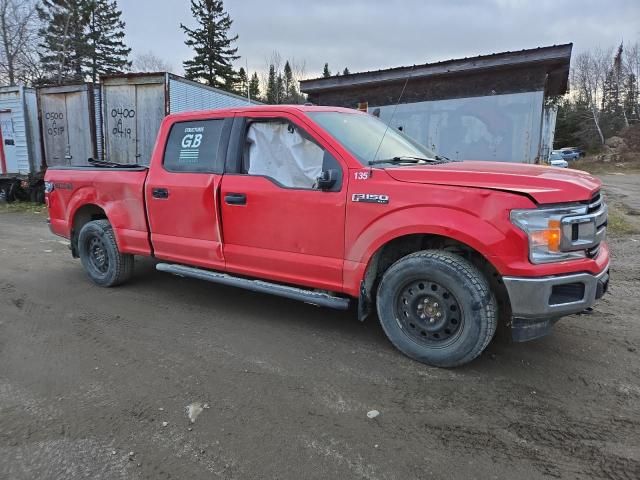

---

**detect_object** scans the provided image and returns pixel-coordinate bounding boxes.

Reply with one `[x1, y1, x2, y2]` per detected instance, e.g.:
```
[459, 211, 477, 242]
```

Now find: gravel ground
[0, 177, 639, 480]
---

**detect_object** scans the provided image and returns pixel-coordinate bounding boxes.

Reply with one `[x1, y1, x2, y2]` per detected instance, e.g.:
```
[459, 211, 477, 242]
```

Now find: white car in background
[548, 151, 569, 168]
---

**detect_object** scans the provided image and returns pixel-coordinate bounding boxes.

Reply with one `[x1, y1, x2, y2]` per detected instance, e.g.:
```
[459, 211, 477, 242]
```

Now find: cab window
[242, 119, 341, 190]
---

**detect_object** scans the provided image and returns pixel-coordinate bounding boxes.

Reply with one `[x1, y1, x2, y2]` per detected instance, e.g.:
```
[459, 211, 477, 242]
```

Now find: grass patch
[0, 201, 47, 215]
[572, 158, 640, 175]
[607, 204, 638, 236]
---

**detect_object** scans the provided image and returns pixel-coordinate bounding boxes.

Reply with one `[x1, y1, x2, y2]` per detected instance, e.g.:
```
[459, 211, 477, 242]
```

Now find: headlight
[511, 205, 588, 264]
[44, 181, 54, 193]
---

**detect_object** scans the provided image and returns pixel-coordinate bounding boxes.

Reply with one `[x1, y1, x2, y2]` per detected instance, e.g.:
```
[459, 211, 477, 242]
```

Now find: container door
[41, 88, 94, 166]
[0, 111, 18, 173]
[65, 90, 94, 165]
[104, 85, 137, 164]
[41, 94, 69, 166]
[135, 84, 164, 165]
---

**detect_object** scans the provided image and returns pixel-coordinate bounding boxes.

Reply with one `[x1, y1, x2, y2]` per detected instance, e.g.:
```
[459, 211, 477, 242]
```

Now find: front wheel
[78, 219, 134, 287]
[376, 250, 497, 367]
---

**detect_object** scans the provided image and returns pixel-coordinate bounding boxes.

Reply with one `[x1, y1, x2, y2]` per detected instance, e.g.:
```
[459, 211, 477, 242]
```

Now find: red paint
[45, 105, 609, 299]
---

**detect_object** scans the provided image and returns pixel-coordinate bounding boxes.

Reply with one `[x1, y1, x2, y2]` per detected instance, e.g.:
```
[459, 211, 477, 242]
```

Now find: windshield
[307, 111, 437, 165]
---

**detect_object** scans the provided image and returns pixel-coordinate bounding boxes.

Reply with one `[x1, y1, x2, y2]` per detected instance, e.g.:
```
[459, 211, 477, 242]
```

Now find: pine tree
[624, 73, 638, 121]
[249, 71, 260, 101]
[322, 62, 331, 78]
[276, 73, 285, 104]
[601, 46, 627, 136]
[237, 66, 248, 95]
[283, 61, 293, 100]
[37, 0, 90, 84]
[86, 0, 131, 83]
[181, 0, 239, 91]
[343, 67, 350, 75]
[266, 64, 277, 104]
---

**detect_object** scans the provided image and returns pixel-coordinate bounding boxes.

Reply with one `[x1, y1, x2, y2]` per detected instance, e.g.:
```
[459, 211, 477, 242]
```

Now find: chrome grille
[560, 191, 607, 255]
[586, 244, 600, 258]
[587, 192, 602, 214]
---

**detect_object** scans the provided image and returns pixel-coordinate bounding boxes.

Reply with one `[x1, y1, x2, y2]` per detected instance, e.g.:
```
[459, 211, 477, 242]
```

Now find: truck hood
[384, 161, 601, 204]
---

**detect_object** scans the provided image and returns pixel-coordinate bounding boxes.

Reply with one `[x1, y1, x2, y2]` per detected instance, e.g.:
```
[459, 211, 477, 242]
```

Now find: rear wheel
[78, 219, 134, 287]
[376, 250, 497, 367]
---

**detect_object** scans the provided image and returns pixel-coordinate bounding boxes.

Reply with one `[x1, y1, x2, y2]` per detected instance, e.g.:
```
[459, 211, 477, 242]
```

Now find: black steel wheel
[377, 250, 497, 368]
[396, 279, 463, 346]
[87, 235, 110, 274]
[78, 219, 134, 287]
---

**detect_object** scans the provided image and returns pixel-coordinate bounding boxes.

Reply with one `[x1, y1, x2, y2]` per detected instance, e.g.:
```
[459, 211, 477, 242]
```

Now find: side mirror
[316, 169, 338, 191]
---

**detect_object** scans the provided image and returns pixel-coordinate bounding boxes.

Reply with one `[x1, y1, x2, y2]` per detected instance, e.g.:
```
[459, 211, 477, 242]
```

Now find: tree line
[554, 42, 640, 150]
[0, 0, 308, 103]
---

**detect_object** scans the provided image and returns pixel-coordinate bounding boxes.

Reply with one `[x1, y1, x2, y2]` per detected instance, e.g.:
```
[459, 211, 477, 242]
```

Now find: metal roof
[101, 71, 261, 104]
[300, 44, 573, 96]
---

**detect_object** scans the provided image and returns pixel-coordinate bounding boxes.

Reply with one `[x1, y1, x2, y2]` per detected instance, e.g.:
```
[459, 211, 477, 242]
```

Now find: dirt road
[1, 180, 639, 479]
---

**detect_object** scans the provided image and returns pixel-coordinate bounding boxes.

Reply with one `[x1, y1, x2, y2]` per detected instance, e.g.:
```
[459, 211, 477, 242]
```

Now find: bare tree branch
[0, 0, 38, 85]
[133, 50, 173, 73]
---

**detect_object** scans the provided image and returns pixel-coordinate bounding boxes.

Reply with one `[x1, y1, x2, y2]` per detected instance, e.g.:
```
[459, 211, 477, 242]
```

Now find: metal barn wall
[38, 84, 97, 167]
[168, 76, 251, 112]
[0, 86, 35, 174]
[372, 91, 545, 163]
[540, 104, 558, 160]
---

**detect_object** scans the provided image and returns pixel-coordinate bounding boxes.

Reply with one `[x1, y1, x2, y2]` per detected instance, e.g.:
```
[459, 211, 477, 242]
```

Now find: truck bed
[46, 166, 152, 256]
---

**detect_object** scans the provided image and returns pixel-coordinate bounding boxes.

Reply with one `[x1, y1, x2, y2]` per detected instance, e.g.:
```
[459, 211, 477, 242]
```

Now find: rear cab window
[163, 119, 227, 173]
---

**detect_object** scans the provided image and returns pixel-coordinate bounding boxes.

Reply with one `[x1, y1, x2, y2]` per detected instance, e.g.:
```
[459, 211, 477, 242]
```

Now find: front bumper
[503, 263, 610, 342]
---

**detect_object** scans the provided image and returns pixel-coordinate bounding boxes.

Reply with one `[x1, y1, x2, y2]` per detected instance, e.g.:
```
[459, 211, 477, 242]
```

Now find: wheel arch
[70, 204, 109, 257]
[357, 233, 511, 328]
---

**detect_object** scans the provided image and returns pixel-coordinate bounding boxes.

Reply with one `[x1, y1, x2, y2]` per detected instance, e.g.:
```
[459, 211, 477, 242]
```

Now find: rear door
[145, 115, 232, 270]
[219, 113, 347, 292]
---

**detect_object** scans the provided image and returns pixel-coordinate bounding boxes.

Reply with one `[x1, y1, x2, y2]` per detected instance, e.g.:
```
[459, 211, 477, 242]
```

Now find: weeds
[0, 201, 47, 215]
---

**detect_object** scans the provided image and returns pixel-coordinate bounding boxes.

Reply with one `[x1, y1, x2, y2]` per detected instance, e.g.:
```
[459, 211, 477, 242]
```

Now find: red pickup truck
[45, 105, 610, 367]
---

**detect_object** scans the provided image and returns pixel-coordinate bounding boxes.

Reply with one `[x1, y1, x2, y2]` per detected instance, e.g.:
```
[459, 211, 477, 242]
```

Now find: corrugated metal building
[300, 44, 572, 164]
[101, 72, 257, 165]
[0, 85, 42, 175]
[38, 83, 102, 167]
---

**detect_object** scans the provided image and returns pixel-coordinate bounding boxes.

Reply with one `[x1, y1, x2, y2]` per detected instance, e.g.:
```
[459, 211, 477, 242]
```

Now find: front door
[0, 111, 18, 173]
[220, 114, 347, 292]
[145, 116, 231, 270]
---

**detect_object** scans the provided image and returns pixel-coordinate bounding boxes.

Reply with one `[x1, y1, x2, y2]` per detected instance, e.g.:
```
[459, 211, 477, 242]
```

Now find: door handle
[152, 188, 169, 199]
[225, 193, 246, 205]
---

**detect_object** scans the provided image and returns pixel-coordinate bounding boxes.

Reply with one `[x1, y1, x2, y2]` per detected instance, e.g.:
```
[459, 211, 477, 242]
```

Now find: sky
[120, 0, 640, 79]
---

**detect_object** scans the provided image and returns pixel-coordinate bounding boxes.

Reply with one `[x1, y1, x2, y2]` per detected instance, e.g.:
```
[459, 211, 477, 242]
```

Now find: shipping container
[101, 72, 256, 165]
[38, 83, 101, 167]
[0, 85, 42, 175]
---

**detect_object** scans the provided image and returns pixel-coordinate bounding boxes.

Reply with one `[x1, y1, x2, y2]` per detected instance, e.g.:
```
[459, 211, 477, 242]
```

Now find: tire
[5, 181, 17, 203]
[77, 219, 134, 287]
[376, 250, 497, 368]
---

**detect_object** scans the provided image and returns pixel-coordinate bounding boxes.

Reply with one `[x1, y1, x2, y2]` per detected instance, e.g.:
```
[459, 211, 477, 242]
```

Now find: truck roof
[166, 104, 361, 120]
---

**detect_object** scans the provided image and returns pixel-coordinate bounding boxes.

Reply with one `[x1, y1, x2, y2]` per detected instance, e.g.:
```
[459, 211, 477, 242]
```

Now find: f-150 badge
[352, 193, 389, 204]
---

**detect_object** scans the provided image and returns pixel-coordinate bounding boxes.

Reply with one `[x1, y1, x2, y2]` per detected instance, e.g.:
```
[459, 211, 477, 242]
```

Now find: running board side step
[156, 263, 351, 310]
